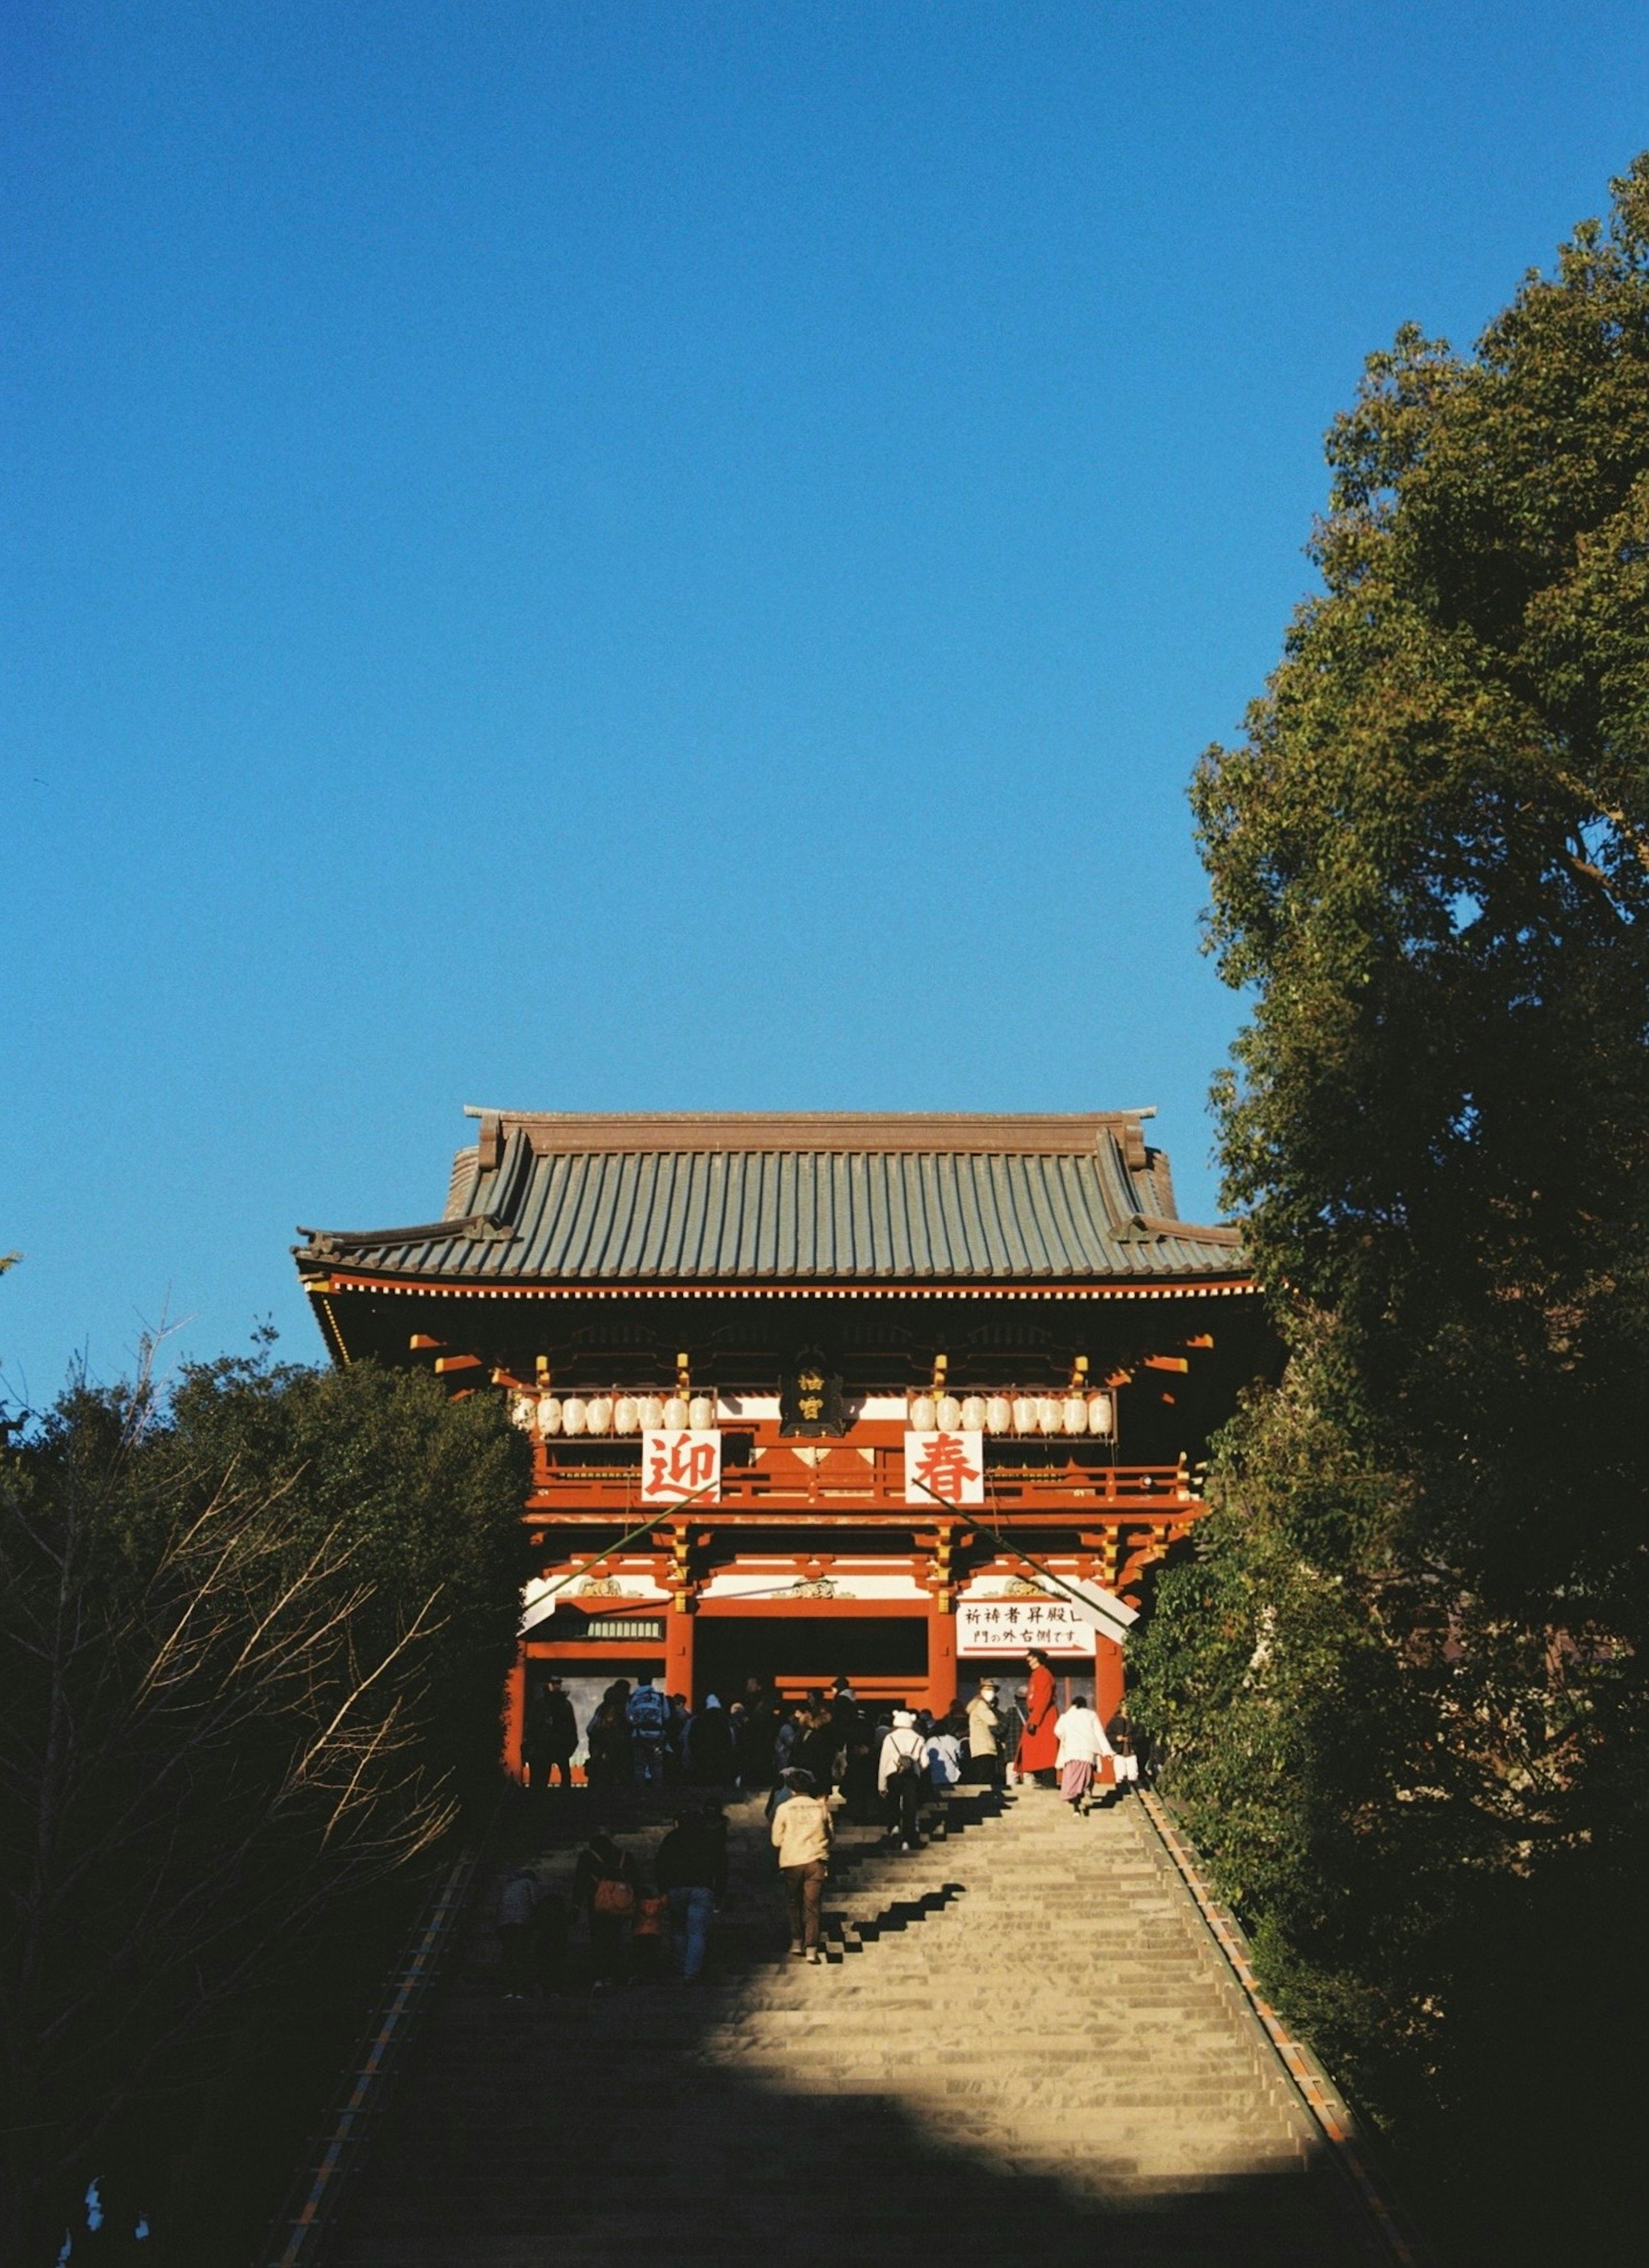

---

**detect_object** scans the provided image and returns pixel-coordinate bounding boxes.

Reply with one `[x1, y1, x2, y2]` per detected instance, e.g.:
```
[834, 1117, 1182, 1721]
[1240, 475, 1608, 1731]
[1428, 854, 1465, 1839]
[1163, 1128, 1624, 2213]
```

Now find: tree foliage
[0, 1349, 525, 2257]
[1133, 159, 1649, 2259]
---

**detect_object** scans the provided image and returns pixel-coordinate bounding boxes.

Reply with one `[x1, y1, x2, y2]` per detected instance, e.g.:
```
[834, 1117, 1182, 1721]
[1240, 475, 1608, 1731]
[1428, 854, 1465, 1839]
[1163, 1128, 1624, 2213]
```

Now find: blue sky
[5, 2, 1646, 1400]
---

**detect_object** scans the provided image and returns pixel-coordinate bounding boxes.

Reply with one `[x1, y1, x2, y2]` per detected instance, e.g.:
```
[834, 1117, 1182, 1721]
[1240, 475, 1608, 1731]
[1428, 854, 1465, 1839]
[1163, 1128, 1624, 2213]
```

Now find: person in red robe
[1015, 1650, 1059, 1781]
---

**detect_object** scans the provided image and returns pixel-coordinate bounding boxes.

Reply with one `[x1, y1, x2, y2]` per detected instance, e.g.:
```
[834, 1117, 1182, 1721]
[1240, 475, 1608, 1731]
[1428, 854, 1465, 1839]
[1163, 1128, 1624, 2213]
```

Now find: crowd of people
[502, 1650, 1140, 1995]
[520, 1651, 1138, 1814]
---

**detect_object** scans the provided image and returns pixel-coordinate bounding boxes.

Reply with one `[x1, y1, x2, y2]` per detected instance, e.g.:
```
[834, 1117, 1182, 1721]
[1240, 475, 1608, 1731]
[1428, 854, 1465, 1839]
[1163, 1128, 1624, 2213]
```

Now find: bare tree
[0, 1352, 458, 2259]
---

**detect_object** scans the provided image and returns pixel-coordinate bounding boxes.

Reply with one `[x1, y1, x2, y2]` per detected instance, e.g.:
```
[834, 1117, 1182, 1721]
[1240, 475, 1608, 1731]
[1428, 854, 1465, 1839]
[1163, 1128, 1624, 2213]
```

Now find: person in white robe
[1053, 1693, 1113, 1811]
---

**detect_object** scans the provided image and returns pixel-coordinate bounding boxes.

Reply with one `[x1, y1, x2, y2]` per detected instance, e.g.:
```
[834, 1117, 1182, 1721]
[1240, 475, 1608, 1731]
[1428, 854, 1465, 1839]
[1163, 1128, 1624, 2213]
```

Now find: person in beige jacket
[965, 1681, 1004, 1789]
[770, 1767, 834, 1962]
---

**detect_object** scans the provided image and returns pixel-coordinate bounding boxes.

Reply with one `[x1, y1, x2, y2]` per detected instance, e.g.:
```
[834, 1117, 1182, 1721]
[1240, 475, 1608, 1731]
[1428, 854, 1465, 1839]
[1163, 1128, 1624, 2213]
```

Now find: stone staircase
[329, 1785, 1378, 2267]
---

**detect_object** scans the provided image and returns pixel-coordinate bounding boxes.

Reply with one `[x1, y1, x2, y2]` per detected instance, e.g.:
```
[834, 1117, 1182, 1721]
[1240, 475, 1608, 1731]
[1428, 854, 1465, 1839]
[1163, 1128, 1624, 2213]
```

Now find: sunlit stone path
[329, 1787, 1377, 2267]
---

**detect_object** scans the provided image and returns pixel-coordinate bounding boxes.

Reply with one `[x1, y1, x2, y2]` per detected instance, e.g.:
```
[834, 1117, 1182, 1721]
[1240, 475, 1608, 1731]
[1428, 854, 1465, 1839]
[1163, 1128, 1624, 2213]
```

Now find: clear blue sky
[5, 2, 1646, 1400]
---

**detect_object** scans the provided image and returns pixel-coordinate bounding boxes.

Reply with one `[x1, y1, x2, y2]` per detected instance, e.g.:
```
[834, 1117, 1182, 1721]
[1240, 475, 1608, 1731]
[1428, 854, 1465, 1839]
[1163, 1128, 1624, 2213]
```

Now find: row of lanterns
[909, 1390, 1115, 1439]
[512, 1392, 717, 1438]
[509, 1388, 1117, 1439]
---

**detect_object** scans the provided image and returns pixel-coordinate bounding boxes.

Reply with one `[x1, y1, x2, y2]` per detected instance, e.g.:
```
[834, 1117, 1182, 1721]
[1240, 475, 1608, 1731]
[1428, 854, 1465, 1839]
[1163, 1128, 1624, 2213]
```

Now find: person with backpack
[877, 1708, 928, 1851]
[625, 1674, 671, 1789]
[573, 1833, 639, 1991]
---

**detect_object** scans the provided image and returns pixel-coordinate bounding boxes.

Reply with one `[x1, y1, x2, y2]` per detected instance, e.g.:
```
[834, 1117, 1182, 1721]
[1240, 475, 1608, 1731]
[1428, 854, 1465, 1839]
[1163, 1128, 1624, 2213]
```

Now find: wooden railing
[526, 1439, 1203, 1524]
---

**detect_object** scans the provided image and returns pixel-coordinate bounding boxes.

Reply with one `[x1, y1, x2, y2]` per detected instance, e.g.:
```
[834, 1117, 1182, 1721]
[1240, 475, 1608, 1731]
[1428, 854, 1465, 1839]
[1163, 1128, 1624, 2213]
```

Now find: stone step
[327, 1789, 1369, 2268]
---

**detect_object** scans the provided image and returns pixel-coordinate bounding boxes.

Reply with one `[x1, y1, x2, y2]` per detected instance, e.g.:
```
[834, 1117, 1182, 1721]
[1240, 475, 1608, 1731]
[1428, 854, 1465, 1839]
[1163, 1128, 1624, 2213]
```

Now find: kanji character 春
[910, 1431, 982, 1505]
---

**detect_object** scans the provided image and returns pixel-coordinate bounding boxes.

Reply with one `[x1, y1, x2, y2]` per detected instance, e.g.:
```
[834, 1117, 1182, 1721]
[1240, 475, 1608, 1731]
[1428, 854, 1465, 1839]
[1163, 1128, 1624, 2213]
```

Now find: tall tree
[1134, 159, 1649, 2261]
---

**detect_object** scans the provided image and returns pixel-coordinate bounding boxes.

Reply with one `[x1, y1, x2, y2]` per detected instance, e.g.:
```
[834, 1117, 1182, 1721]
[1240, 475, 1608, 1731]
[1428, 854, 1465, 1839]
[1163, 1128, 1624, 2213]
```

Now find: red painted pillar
[928, 1604, 958, 1717]
[1095, 1635, 1125, 1785]
[665, 1603, 696, 1708]
[502, 1650, 528, 1784]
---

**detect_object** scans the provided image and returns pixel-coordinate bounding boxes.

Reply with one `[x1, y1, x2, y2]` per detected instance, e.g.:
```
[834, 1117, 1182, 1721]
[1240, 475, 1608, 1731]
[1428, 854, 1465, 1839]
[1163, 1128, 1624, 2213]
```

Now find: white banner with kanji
[956, 1594, 1096, 1655]
[904, 1429, 985, 1507]
[641, 1428, 722, 1506]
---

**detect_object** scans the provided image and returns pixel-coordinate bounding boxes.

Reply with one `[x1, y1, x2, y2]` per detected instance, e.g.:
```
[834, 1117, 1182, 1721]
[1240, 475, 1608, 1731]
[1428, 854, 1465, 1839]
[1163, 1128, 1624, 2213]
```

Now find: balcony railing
[526, 1438, 1202, 1524]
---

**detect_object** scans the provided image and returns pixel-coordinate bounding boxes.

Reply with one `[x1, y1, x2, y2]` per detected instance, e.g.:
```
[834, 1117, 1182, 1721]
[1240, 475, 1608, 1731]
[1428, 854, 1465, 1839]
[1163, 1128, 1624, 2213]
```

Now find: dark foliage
[0, 1351, 526, 2262]
[1133, 159, 1649, 2262]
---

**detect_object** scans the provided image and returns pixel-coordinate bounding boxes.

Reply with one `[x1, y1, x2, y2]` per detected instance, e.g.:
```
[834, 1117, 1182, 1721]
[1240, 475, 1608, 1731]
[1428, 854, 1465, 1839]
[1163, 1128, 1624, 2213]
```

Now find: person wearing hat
[965, 1680, 1005, 1788]
[770, 1767, 833, 1961]
[542, 1674, 578, 1789]
[522, 1674, 578, 1792]
[877, 1709, 928, 1851]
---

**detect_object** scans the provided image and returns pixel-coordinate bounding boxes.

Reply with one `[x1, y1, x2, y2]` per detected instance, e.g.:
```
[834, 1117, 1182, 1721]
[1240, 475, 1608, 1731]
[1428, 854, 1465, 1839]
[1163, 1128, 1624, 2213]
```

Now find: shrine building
[293, 1110, 1269, 1772]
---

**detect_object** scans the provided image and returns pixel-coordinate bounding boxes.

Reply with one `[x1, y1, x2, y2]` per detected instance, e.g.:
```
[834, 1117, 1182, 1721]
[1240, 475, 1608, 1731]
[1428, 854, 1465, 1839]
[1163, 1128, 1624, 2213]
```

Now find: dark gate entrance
[694, 1614, 929, 1704]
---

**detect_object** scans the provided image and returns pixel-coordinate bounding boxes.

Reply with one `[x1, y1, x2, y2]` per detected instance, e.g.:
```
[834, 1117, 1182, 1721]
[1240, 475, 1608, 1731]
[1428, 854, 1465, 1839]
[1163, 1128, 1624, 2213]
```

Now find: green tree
[1134, 159, 1649, 2260]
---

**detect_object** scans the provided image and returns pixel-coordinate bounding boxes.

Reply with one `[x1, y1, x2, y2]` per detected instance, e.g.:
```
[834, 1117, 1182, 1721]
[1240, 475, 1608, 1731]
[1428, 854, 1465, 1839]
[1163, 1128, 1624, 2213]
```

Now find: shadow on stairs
[310, 1782, 1390, 2268]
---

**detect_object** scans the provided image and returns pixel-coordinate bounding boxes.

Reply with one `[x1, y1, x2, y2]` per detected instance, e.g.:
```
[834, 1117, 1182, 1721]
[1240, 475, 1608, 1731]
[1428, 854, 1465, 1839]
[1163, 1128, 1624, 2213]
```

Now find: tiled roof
[295, 1112, 1245, 1287]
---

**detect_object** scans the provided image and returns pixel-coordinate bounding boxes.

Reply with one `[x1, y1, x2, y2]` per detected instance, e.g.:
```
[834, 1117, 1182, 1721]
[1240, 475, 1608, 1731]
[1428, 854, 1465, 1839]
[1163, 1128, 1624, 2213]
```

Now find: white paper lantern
[510, 1394, 537, 1431]
[562, 1396, 588, 1436]
[1088, 1391, 1115, 1438]
[537, 1396, 563, 1437]
[613, 1396, 639, 1436]
[1012, 1394, 1038, 1435]
[639, 1395, 664, 1430]
[1063, 1394, 1089, 1436]
[587, 1395, 613, 1436]
[910, 1393, 937, 1432]
[986, 1394, 1013, 1435]
[663, 1394, 689, 1430]
[688, 1394, 715, 1431]
[935, 1393, 962, 1431]
[1038, 1396, 1064, 1435]
[960, 1395, 988, 1431]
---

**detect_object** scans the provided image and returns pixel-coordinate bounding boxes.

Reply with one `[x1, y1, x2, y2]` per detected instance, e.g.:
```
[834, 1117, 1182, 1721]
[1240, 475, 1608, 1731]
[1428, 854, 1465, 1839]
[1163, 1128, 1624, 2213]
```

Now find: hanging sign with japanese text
[955, 1593, 1096, 1655]
[641, 1428, 722, 1507]
[904, 1429, 985, 1507]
